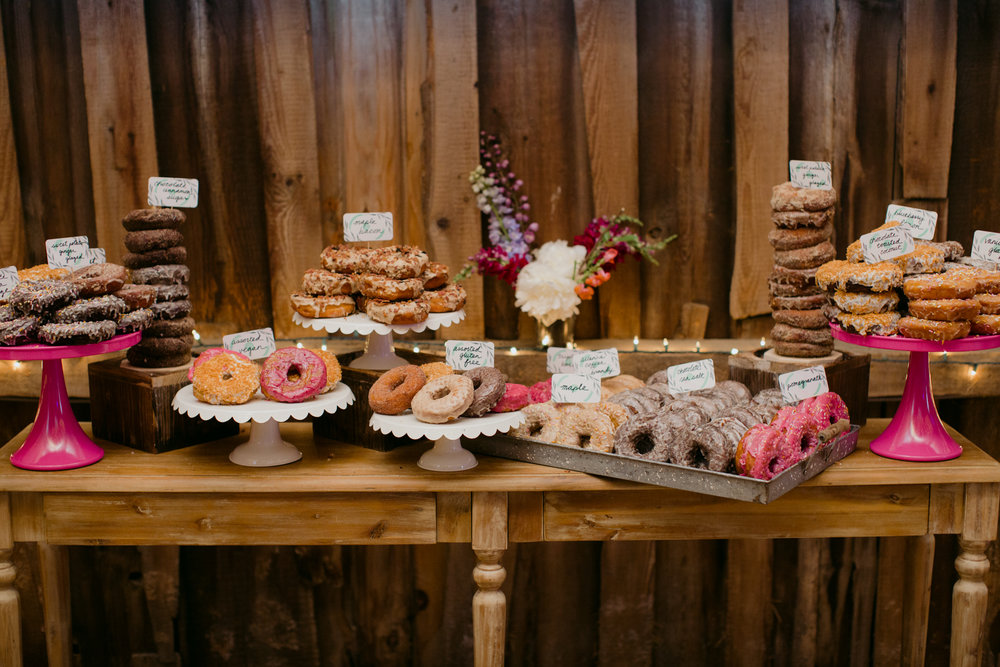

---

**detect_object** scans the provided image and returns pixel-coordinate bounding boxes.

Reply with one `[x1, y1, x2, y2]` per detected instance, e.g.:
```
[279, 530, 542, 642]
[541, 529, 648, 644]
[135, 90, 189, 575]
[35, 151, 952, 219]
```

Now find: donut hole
[633, 432, 656, 455]
[799, 435, 812, 453]
[690, 444, 709, 469]
[578, 432, 592, 449]
[527, 421, 544, 437]
[767, 455, 782, 475]
[286, 364, 302, 383]
[431, 386, 452, 400]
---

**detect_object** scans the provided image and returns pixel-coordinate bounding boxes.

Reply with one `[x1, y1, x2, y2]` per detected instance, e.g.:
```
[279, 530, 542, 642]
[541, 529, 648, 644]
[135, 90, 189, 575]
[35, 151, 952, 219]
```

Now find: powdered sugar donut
[260, 347, 327, 403]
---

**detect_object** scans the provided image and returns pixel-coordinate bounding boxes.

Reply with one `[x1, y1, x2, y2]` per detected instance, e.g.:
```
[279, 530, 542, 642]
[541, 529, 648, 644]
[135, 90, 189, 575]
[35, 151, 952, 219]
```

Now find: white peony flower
[514, 241, 587, 325]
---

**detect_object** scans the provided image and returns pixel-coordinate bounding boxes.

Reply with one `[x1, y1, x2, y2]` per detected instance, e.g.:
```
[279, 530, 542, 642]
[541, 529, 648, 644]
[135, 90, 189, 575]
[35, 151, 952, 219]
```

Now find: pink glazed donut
[260, 347, 327, 403]
[799, 392, 850, 430]
[492, 383, 530, 413]
[188, 347, 250, 381]
[779, 412, 820, 466]
[529, 378, 552, 404]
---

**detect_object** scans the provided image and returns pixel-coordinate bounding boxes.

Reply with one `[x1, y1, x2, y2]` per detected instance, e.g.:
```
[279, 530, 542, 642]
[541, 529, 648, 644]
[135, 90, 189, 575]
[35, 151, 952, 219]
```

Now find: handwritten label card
[223, 328, 276, 360]
[445, 341, 494, 370]
[860, 226, 915, 263]
[45, 236, 90, 269]
[666, 359, 716, 394]
[885, 204, 937, 240]
[546, 347, 579, 373]
[789, 160, 833, 190]
[551, 374, 602, 404]
[343, 212, 394, 242]
[573, 348, 620, 379]
[0, 266, 19, 301]
[148, 177, 199, 208]
[971, 231, 1000, 264]
[778, 365, 829, 403]
[88, 248, 106, 265]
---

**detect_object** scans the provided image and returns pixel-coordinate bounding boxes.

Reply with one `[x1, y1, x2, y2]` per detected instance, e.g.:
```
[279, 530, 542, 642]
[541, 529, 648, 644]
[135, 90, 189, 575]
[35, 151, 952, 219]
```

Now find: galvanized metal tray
[467, 425, 860, 504]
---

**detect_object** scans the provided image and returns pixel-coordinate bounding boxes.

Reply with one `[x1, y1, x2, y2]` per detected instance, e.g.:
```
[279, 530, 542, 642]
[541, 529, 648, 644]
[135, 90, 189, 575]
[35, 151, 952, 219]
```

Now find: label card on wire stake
[0, 266, 19, 301]
[666, 359, 715, 394]
[343, 212, 393, 242]
[971, 230, 1000, 264]
[860, 226, 915, 263]
[223, 327, 276, 360]
[546, 347, 579, 373]
[445, 341, 494, 370]
[884, 204, 937, 240]
[148, 177, 199, 208]
[45, 235, 90, 269]
[551, 374, 602, 404]
[573, 348, 620, 379]
[778, 365, 829, 403]
[789, 160, 833, 190]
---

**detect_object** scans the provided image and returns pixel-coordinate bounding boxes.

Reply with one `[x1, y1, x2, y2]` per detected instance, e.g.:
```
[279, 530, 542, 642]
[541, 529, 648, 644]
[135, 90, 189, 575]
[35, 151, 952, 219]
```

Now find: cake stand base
[418, 436, 478, 471]
[228, 419, 303, 467]
[349, 332, 408, 370]
[869, 350, 962, 461]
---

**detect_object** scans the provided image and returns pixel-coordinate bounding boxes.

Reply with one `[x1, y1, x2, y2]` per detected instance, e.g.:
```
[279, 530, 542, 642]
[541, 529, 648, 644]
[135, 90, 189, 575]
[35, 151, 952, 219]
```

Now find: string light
[730, 347, 739, 355]
[633, 335, 639, 351]
[760, 337, 766, 347]
[509, 346, 518, 355]
[970, 364, 979, 377]
[12, 360, 21, 370]
[663, 338, 669, 352]
[192, 329, 201, 342]
[541, 333, 552, 347]
[295, 341, 303, 348]
[320, 343, 327, 351]
[413, 345, 420, 353]
[695, 341, 701, 353]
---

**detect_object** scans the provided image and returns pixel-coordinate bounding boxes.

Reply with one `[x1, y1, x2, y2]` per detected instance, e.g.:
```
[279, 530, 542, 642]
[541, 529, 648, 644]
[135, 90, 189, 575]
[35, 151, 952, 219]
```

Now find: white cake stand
[172, 384, 355, 467]
[369, 411, 525, 471]
[293, 310, 465, 370]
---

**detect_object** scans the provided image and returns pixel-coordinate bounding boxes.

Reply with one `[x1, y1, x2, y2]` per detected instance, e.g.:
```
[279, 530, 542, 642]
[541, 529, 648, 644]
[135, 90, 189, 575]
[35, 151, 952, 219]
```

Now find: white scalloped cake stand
[369, 411, 525, 471]
[293, 310, 465, 370]
[173, 384, 355, 467]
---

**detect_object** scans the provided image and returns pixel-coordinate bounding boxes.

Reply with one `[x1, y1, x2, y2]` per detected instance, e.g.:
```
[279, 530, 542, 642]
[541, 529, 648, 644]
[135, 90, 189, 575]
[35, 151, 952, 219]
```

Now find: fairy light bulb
[296, 341, 303, 348]
[192, 329, 201, 342]
[662, 338, 669, 352]
[695, 341, 701, 353]
[321, 343, 327, 351]
[730, 347, 739, 355]
[413, 345, 420, 353]
[510, 346, 518, 355]
[970, 364, 978, 377]
[633, 335, 639, 351]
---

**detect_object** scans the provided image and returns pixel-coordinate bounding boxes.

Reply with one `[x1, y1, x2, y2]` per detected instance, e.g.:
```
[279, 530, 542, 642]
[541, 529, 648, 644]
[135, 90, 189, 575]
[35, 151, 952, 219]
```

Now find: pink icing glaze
[736, 423, 770, 472]
[492, 383, 530, 413]
[529, 379, 552, 404]
[188, 347, 250, 381]
[259, 347, 327, 403]
[803, 392, 850, 429]
[769, 405, 798, 431]
[747, 427, 784, 481]
[779, 413, 819, 467]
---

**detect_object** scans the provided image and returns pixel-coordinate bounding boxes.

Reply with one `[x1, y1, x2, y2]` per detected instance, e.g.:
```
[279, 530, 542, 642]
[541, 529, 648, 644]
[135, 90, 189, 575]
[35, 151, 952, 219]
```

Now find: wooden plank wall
[2, 0, 999, 664]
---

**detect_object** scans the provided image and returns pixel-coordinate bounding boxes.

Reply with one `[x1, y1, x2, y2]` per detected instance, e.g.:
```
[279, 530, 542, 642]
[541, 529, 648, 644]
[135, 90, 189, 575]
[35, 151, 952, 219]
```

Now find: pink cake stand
[831, 324, 1000, 462]
[0, 331, 141, 471]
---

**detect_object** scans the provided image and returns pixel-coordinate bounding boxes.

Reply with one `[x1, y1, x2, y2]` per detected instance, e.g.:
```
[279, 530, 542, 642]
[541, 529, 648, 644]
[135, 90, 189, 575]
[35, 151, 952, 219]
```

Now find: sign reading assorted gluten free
[778, 365, 830, 404]
[550, 373, 602, 404]
[45, 235, 91, 269]
[444, 341, 494, 371]
[546, 347, 579, 374]
[343, 212, 394, 242]
[789, 160, 833, 190]
[884, 204, 937, 240]
[860, 226, 915, 264]
[148, 177, 199, 208]
[573, 348, 621, 379]
[223, 327, 276, 360]
[0, 266, 19, 301]
[666, 359, 716, 394]
[971, 230, 1000, 264]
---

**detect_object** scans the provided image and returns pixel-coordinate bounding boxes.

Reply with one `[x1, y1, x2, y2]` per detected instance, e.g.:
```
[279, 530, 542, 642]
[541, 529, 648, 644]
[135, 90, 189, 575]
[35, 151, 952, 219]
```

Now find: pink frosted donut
[779, 413, 820, 466]
[188, 347, 250, 381]
[260, 347, 327, 403]
[492, 383, 530, 413]
[735, 424, 784, 480]
[799, 392, 850, 430]
[529, 379, 552, 404]
[769, 406, 798, 431]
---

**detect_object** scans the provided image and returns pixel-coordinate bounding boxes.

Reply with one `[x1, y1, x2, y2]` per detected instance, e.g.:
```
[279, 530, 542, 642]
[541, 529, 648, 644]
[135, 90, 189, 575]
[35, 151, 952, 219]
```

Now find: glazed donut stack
[767, 182, 838, 357]
[121, 209, 195, 368]
[291, 244, 466, 325]
[367, 363, 517, 423]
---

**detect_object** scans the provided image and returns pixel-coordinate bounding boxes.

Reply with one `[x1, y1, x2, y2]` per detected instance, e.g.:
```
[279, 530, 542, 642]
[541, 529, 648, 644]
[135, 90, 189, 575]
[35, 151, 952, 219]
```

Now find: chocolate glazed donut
[462, 367, 507, 417]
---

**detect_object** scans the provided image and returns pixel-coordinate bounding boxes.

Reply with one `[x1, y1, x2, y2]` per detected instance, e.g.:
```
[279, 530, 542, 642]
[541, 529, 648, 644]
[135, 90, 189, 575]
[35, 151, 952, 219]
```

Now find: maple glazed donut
[365, 297, 429, 325]
[370, 245, 429, 280]
[613, 412, 674, 461]
[410, 374, 475, 423]
[556, 408, 614, 452]
[907, 299, 980, 322]
[462, 367, 507, 417]
[420, 362, 453, 382]
[831, 289, 899, 315]
[898, 316, 970, 342]
[320, 244, 373, 274]
[192, 352, 260, 405]
[421, 262, 449, 289]
[595, 401, 629, 429]
[302, 268, 354, 296]
[290, 293, 355, 318]
[426, 283, 467, 313]
[903, 273, 977, 300]
[260, 347, 328, 403]
[358, 273, 424, 301]
[512, 402, 562, 441]
[368, 365, 427, 415]
[972, 315, 1000, 336]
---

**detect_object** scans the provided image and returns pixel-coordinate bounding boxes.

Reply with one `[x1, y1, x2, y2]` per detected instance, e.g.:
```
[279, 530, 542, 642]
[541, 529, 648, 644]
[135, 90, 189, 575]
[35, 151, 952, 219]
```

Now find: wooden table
[0, 419, 998, 666]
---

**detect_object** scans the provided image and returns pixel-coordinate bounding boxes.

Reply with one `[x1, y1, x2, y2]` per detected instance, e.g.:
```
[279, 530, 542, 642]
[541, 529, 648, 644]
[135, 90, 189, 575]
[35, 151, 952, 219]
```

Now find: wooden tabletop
[0, 419, 997, 494]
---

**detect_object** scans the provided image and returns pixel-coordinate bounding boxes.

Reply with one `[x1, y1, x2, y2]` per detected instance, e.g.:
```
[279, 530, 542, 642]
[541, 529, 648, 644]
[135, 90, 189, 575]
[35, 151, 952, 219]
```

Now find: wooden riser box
[89, 357, 238, 453]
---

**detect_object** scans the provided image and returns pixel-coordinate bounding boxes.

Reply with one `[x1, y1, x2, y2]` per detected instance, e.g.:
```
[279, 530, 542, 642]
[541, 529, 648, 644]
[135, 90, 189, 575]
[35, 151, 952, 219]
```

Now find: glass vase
[535, 316, 575, 348]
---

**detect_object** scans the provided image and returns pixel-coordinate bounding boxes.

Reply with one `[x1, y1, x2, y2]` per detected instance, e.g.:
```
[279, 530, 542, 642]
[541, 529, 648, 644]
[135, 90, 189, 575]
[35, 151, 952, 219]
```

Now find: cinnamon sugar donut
[192, 353, 260, 405]
[421, 262, 449, 289]
[365, 297, 430, 325]
[770, 323, 833, 346]
[369, 365, 427, 415]
[903, 273, 977, 300]
[512, 402, 562, 441]
[613, 413, 674, 461]
[907, 299, 980, 322]
[897, 316, 970, 341]
[557, 408, 614, 452]
[410, 374, 474, 423]
[769, 280, 824, 297]
[975, 293, 1000, 315]
[836, 312, 900, 336]
[770, 266, 818, 289]
[768, 223, 832, 251]
[971, 315, 1000, 336]
[770, 182, 837, 212]
[320, 244, 373, 274]
[831, 289, 899, 314]
[302, 268, 354, 296]
[290, 293, 355, 318]
[770, 294, 828, 311]
[772, 309, 829, 329]
[773, 241, 836, 270]
[312, 349, 342, 392]
[369, 245, 429, 279]
[426, 283, 466, 313]
[771, 208, 835, 228]
[358, 273, 424, 301]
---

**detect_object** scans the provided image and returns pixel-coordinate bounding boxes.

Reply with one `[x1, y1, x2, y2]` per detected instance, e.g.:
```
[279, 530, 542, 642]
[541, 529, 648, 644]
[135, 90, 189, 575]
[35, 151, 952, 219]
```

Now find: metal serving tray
[467, 425, 859, 504]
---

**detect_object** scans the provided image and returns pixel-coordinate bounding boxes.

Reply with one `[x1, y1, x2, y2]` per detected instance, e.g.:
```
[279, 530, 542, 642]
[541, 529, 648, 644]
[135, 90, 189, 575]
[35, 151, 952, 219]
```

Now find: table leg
[951, 482, 1000, 666]
[0, 494, 20, 666]
[472, 492, 507, 667]
[38, 543, 71, 667]
[902, 534, 934, 666]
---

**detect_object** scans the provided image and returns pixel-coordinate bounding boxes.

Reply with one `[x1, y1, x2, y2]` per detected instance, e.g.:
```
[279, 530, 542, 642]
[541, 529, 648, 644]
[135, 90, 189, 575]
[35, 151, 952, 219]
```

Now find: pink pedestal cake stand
[831, 324, 1000, 462]
[0, 331, 141, 470]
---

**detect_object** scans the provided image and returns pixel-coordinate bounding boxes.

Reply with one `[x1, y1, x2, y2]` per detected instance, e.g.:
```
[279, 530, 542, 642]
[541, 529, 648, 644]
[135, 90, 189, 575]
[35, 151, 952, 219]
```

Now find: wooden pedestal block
[728, 349, 871, 426]
[88, 357, 238, 453]
[313, 349, 443, 451]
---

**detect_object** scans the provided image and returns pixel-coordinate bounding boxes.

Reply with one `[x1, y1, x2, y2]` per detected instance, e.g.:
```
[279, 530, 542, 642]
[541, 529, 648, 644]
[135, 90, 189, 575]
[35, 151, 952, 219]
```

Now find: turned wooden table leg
[0, 493, 21, 666]
[951, 482, 1000, 667]
[472, 492, 507, 667]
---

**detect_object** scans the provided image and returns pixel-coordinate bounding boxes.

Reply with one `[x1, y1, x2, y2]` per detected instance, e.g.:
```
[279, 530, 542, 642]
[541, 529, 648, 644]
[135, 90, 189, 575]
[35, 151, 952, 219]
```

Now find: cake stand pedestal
[0, 332, 142, 470]
[293, 310, 465, 370]
[369, 411, 525, 471]
[831, 324, 1000, 461]
[172, 384, 354, 466]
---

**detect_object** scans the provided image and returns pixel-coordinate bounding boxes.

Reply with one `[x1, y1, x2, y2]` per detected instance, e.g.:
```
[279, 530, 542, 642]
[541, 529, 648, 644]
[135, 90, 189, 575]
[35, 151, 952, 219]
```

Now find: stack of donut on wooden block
[290, 244, 466, 325]
[121, 209, 194, 368]
[767, 182, 838, 357]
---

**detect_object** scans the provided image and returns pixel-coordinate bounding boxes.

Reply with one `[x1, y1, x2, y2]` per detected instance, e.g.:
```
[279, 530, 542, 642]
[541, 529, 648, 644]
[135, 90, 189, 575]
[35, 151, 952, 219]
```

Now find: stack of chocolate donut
[0, 263, 154, 345]
[121, 209, 194, 368]
[290, 244, 466, 325]
[768, 182, 838, 357]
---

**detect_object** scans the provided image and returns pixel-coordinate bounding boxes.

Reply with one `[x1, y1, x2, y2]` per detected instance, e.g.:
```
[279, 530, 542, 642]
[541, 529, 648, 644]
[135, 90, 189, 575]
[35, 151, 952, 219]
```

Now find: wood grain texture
[730, 0, 789, 319]
[0, 494, 19, 667]
[901, 0, 957, 199]
[0, 5, 26, 268]
[598, 542, 654, 666]
[250, 0, 324, 339]
[37, 543, 71, 667]
[309, 0, 345, 244]
[725, 539, 772, 667]
[77, 0, 158, 261]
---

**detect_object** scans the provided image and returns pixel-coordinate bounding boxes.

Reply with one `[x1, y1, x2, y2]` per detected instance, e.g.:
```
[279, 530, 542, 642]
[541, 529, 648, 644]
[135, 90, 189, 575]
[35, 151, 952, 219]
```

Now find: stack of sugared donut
[121, 209, 194, 368]
[767, 182, 838, 357]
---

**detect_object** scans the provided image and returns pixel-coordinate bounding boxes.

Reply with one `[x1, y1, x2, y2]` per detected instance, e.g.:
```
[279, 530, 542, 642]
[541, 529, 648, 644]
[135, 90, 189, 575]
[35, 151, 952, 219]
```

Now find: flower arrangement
[458, 133, 676, 326]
